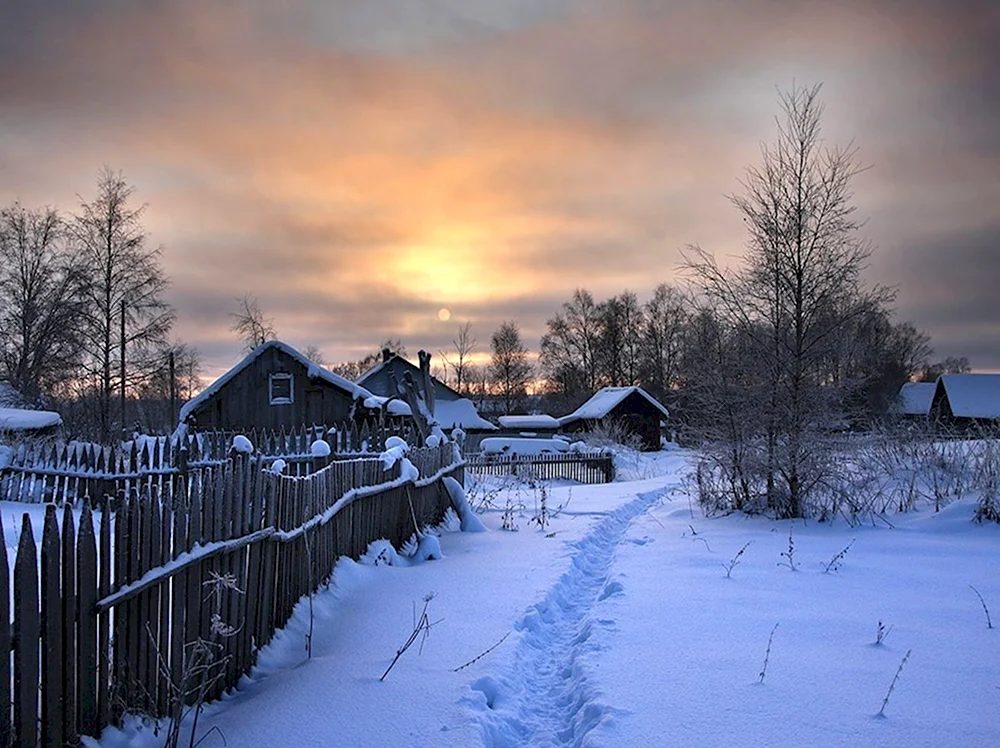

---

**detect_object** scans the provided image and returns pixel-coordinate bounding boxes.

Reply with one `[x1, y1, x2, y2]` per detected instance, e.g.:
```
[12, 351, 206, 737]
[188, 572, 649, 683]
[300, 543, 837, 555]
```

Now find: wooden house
[929, 373, 1000, 432]
[356, 350, 496, 447]
[180, 341, 377, 433]
[559, 386, 670, 451]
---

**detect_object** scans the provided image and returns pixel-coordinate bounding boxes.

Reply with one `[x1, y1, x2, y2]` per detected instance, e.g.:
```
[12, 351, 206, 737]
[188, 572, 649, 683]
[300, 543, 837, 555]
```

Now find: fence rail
[2, 440, 462, 746]
[465, 452, 614, 484]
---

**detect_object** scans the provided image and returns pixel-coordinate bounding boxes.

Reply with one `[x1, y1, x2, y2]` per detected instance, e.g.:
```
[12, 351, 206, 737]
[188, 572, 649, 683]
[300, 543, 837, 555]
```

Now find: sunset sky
[1, 0, 997, 379]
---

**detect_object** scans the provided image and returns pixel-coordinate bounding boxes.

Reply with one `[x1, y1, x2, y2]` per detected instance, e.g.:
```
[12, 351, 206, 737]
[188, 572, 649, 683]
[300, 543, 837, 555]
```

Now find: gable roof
[356, 354, 463, 400]
[894, 382, 936, 416]
[560, 386, 670, 425]
[180, 340, 374, 422]
[363, 394, 497, 431]
[935, 374, 1000, 419]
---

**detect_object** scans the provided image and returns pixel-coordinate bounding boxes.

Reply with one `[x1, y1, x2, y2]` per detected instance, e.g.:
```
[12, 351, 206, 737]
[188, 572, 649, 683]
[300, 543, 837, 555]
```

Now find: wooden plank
[40, 505, 64, 748]
[146, 494, 163, 715]
[158, 496, 173, 716]
[169, 489, 188, 701]
[0, 512, 10, 743]
[61, 503, 79, 744]
[77, 505, 99, 738]
[13, 514, 39, 748]
[97, 505, 112, 729]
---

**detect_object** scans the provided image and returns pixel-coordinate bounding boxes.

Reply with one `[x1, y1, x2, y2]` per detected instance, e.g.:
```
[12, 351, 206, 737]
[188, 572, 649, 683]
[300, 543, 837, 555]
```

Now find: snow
[937, 373, 1000, 419]
[363, 395, 413, 416]
[425, 434, 441, 448]
[496, 414, 561, 430]
[179, 340, 375, 422]
[443, 476, 486, 533]
[480, 437, 570, 455]
[231, 435, 253, 454]
[0, 445, 11, 470]
[86, 448, 1000, 748]
[268, 458, 287, 475]
[0, 407, 62, 432]
[309, 439, 331, 458]
[560, 386, 669, 425]
[433, 398, 497, 431]
[894, 382, 936, 416]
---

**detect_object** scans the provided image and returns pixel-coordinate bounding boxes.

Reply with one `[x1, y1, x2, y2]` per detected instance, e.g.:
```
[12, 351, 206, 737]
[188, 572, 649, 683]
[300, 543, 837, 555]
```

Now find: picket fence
[1, 440, 462, 746]
[465, 452, 615, 484]
[0, 420, 421, 504]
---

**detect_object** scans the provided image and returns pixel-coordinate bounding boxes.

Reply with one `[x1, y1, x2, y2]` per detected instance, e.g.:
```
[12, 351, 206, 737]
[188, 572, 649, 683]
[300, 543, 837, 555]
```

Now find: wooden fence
[1, 440, 462, 746]
[0, 419, 422, 504]
[465, 452, 615, 484]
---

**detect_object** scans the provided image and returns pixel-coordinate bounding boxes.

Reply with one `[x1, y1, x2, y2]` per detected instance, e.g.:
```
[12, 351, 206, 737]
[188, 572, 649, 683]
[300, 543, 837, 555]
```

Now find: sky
[1, 0, 997, 380]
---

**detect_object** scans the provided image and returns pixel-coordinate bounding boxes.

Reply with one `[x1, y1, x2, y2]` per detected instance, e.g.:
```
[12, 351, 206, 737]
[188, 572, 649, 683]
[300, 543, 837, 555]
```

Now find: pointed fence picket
[2, 440, 462, 745]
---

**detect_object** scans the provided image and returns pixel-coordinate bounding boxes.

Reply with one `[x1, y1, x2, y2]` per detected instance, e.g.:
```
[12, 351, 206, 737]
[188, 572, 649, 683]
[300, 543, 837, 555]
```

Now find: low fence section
[0, 420, 422, 504]
[2, 440, 462, 746]
[465, 452, 614, 484]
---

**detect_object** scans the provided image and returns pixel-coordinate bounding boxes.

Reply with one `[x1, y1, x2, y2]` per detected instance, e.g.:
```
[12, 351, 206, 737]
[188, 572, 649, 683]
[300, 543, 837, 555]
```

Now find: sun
[438, 308, 451, 322]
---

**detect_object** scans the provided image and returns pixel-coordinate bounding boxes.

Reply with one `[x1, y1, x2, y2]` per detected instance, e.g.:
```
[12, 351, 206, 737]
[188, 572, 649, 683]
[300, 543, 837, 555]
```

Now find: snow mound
[381, 437, 410, 471]
[443, 476, 486, 532]
[425, 434, 441, 448]
[232, 435, 254, 454]
[310, 439, 331, 458]
[268, 458, 287, 475]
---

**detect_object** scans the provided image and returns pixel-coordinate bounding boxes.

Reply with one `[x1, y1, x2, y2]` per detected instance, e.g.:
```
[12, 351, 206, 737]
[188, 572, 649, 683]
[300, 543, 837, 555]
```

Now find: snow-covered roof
[180, 340, 374, 422]
[497, 415, 561, 430]
[560, 386, 669, 425]
[436, 399, 497, 431]
[365, 395, 496, 431]
[936, 374, 1000, 419]
[894, 382, 936, 416]
[0, 407, 62, 432]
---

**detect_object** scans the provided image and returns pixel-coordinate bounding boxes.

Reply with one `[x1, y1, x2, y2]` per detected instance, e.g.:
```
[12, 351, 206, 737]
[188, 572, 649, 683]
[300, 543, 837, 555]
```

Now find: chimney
[382, 347, 392, 363]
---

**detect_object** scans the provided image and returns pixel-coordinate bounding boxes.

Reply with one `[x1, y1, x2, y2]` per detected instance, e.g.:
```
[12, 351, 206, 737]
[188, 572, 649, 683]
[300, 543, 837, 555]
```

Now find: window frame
[269, 372, 294, 405]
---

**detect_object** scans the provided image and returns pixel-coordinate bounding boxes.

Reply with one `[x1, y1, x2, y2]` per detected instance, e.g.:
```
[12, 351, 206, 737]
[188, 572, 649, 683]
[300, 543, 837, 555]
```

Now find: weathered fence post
[14, 514, 39, 748]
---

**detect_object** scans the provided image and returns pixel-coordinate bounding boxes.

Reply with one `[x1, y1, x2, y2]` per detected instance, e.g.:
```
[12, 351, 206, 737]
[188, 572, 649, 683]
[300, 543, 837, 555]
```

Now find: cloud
[0, 0, 997, 374]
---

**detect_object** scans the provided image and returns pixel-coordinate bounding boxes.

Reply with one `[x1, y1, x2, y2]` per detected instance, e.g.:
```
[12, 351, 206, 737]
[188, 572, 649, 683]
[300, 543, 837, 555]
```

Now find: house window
[269, 373, 293, 405]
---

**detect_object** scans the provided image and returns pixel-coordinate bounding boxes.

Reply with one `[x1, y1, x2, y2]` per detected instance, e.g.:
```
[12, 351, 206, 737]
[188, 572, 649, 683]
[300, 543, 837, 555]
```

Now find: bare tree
[0, 203, 87, 403]
[540, 288, 600, 404]
[438, 322, 477, 395]
[640, 283, 689, 403]
[74, 168, 174, 440]
[302, 345, 327, 367]
[684, 83, 891, 518]
[329, 338, 406, 381]
[595, 291, 644, 387]
[230, 294, 276, 352]
[490, 321, 532, 416]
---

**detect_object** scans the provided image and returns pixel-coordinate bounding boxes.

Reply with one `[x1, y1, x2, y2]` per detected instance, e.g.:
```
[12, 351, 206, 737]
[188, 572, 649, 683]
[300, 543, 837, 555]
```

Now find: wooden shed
[180, 341, 375, 433]
[559, 386, 669, 451]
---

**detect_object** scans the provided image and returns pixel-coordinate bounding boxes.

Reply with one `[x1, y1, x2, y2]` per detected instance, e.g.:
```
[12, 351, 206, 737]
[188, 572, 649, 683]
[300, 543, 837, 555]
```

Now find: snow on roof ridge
[560, 386, 669, 425]
[179, 340, 374, 422]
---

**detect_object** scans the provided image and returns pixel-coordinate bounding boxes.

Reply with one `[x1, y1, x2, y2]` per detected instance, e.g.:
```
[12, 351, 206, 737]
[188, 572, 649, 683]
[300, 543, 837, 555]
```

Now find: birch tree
[684, 83, 891, 518]
[75, 168, 174, 440]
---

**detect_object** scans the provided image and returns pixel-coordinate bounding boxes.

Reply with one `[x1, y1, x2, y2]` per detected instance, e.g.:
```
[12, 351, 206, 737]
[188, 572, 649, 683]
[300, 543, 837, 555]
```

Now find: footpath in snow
[467, 487, 670, 747]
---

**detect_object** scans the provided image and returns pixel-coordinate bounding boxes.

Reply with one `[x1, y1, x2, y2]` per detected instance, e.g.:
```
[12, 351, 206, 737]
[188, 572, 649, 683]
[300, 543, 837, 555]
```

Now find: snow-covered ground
[72, 447, 1000, 747]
